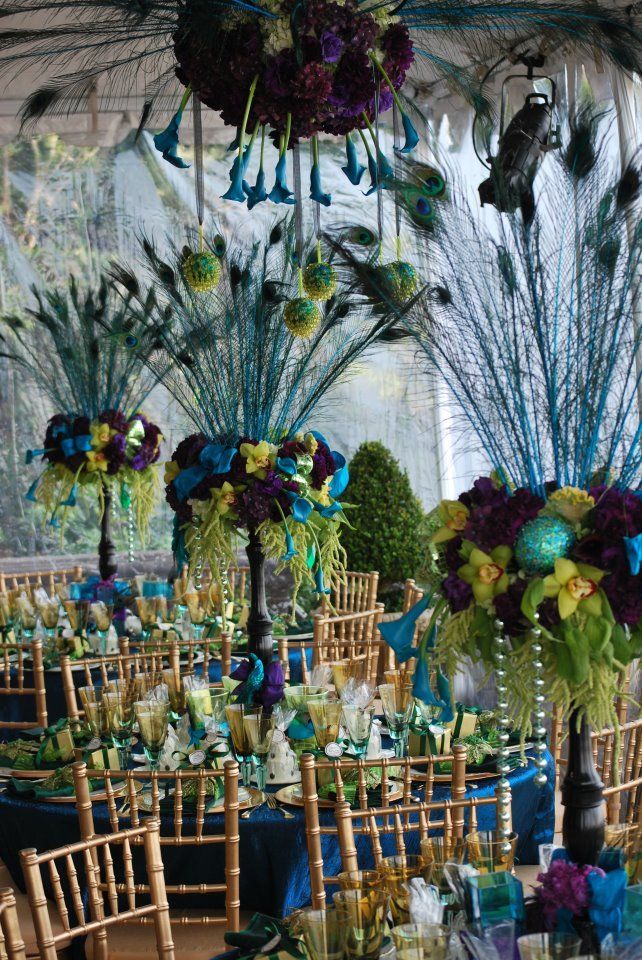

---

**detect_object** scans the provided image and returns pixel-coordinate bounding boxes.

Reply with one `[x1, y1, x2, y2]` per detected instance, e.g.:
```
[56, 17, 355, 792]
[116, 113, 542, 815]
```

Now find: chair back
[60, 649, 179, 719]
[0, 888, 27, 960]
[72, 760, 241, 932]
[119, 635, 233, 680]
[596, 717, 642, 824]
[0, 567, 83, 598]
[299, 747, 468, 907]
[322, 571, 379, 616]
[0, 640, 48, 732]
[278, 605, 384, 683]
[19, 820, 175, 960]
[334, 791, 505, 889]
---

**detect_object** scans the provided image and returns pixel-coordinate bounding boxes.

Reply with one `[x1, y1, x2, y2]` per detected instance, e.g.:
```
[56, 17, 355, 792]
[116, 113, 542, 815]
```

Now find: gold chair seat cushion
[85, 910, 255, 960]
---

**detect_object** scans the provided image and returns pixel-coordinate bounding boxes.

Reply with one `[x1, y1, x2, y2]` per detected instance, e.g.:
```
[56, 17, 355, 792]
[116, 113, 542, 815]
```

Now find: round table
[0, 751, 555, 917]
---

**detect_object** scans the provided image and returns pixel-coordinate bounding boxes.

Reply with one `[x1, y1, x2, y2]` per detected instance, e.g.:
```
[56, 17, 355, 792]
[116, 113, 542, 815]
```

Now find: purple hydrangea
[320, 30, 343, 62]
[441, 571, 473, 613]
[537, 860, 604, 930]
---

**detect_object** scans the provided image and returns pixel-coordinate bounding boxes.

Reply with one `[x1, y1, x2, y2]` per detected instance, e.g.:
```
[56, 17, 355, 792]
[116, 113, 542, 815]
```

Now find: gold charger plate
[33, 780, 144, 804]
[137, 784, 264, 814]
[275, 783, 402, 809]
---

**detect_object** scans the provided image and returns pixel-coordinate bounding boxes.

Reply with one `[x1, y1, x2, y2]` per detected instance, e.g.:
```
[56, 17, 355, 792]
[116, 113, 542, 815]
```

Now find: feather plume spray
[0, 276, 170, 539]
[388, 108, 642, 497]
[103, 218, 399, 603]
[0, 0, 641, 130]
[106, 219, 396, 444]
[0, 275, 169, 419]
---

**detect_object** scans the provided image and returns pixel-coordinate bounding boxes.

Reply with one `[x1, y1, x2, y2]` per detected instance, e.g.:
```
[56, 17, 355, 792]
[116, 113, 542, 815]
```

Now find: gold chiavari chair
[20, 820, 175, 960]
[0, 888, 27, 960]
[587, 718, 642, 825]
[0, 568, 83, 599]
[0, 640, 48, 733]
[322, 571, 380, 616]
[120, 635, 234, 681]
[334, 790, 506, 890]
[279, 605, 385, 684]
[299, 747, 468, 907]
[73, 761, 243, 959]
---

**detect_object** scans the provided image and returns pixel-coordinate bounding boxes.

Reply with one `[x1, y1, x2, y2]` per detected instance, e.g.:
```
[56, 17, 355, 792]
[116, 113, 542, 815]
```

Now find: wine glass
[341, 704, 375, 759]
[15, 595, 37, 640]
[63, 599, 90, 635]
[79, 686, 109, 738]
[157, 596, 180, 631]
[90, 601, 113, 655]
[378, 682, 414, 757]
[185, 592, 207, 641]
[299, 907, 347, 960]
[134, 700, 169, 771]
[243, 713, 276, 790]
[135, 596, 158, 642]
[332, 889, 390, 960]
[226, 703, 262, 786]
[465, 831, 518, 873]
[0, 593, 13, 642]
[379, 855, 430, 925]
[103, 688, 135, 766]
[162, 667, 185, 718]
[308, 699, 343, 751]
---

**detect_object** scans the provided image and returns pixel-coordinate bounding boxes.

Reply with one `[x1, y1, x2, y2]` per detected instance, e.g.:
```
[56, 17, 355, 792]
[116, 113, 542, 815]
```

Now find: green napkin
[223, 912, 305, 960]
[8, 765, 92, 800]
[0, 739, 38, 769]
[159, 776, 224, 813]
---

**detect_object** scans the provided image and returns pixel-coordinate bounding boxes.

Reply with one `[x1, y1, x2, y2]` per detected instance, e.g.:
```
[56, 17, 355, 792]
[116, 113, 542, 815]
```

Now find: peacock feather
[0, 275, 170, 420]
[399, 105, 642, 495]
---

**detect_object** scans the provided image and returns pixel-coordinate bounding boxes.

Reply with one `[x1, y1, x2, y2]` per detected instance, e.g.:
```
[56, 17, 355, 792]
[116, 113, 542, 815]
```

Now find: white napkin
[340, 677, 376, 707]
[407, 877, 444, 925]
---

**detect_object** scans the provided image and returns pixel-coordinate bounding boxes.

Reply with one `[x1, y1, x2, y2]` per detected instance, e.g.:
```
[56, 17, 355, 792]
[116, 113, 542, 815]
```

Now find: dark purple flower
[463, 485, 544, 551]
[104, 433, 127, 475]
[264, 50, 299, 98]
[172, 433, 208, 470]
[493, 579, 531, 636]
[229, 658, 284, 710]
[310, 440, 336, 489]
[99, 408, 129, 433]
[320, 29, 344, 62]
[441, 571, 473, 612]
[380, 23, 414, 72]
[537, 860, 603, 930]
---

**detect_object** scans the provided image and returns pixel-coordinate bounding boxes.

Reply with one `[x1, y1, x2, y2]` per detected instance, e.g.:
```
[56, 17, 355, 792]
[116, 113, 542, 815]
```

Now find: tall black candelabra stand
[561, 709, 605, 866]
[245, 527, 273, 667]
[98, 484, 118, 581]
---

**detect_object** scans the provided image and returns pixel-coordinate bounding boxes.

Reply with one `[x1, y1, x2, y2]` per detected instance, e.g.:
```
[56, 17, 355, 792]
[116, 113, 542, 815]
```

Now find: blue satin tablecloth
[0, 750, 554, 917]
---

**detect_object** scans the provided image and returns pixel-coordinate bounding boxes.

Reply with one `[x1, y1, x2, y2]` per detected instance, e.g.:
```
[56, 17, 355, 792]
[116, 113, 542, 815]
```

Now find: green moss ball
[182, 251, 221, 292]
[284, 298, 322, 338]
[303, 262, 337, 301]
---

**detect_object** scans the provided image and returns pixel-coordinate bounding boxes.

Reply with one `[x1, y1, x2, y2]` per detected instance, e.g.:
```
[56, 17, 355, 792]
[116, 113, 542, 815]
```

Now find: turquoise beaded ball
[303, 262, 337, 301]
[284, 298, 322, 338]
[375, 261, 417, 304]
[514, 516, 576, 575]
[182, 251, 221, 292]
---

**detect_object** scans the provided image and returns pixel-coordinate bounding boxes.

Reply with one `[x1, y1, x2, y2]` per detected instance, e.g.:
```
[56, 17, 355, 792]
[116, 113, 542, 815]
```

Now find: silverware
[266, 794, 294, 819]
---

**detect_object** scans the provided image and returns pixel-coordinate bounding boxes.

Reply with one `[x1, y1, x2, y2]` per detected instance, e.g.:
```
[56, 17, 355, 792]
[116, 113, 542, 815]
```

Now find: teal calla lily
[269, 154, 295, 205]
[281, 527, 297, 562]
[316, 501, 342, 518]
[398, 113, 420, 153]
[222, 153, 248, 203]
[342, 135, 365, 185]
[624, 534, 642, 575]
[276, 456, 297, 476]
[25, 478, 39, 502]
[310, 163, 331, 206]
[61, 484, 78, 508]
[329, 451, 349, 497]
[153, 110, 190, 169]
[25, 448, 46, 464]
[315, 567, 330, 595]
[364, 151, 393, 196]
[289, 496, 313, 523]
[247, 168, 268, 209]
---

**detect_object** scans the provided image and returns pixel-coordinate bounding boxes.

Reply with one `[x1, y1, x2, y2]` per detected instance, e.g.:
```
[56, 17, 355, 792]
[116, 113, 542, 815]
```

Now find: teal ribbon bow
[60, 434, 92, 457]
[173, 442, 237, 502]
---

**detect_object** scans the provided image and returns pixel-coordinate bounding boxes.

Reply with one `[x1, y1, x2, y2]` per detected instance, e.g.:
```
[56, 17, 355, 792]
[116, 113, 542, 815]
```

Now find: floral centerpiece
[105, 220, 396, 660]
[429, 479, 642, 735]
[28, 410, 162, 536]
[166, 429, 348, 605]
[1, 276, 167, 577]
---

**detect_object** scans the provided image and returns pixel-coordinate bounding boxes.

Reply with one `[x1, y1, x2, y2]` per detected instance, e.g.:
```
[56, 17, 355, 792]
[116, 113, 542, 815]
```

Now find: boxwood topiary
[341, 441, 424, 590]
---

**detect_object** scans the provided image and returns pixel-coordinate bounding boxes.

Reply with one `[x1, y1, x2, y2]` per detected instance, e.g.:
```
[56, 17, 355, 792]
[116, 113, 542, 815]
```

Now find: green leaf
[610, 624, 631, 665]
[459, 539, 476, 560]
[584, 616, 612, 659]
[520, 577, 544, 621]
[555, 626, 590, 686]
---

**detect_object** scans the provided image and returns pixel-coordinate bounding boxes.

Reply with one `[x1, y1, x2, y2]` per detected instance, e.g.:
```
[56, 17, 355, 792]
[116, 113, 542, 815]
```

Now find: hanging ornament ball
[284, 298, 322, 338]
[375, 261, 417, 304]
[514, 516, 576, 576]
[303, 262, 337, 301]
[182, 250, 221, 292]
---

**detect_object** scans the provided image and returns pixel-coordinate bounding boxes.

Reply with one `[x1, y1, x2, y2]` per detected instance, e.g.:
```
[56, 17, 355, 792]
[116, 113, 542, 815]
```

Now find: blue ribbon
[624, 534, 642, 576]
[173, 443, 237, 502]
[60, 434, 92, 457]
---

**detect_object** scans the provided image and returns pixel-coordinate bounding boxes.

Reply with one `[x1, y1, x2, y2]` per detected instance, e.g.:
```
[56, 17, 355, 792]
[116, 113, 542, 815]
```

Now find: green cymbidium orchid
[458, 546, 511, 602]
